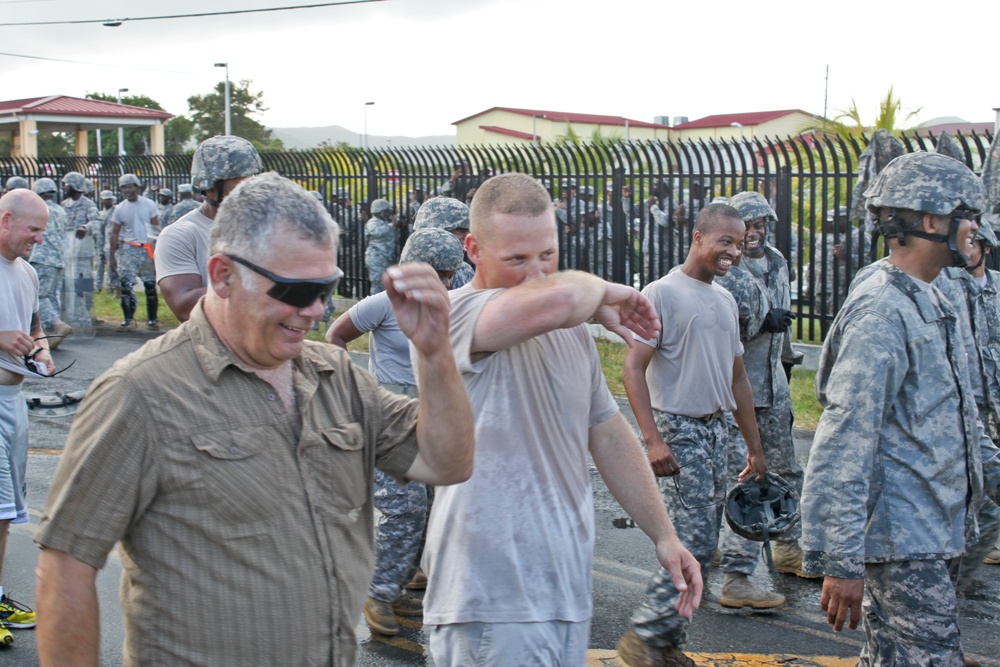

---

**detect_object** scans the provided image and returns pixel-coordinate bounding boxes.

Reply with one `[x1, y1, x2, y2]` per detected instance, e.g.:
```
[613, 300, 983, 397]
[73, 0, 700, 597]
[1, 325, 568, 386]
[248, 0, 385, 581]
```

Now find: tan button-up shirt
[36, 303, 420, 667]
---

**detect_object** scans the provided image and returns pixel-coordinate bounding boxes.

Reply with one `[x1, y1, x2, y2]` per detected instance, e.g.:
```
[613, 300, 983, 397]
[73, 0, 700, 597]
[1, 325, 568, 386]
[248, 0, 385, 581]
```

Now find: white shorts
[428, 619, 591, 667]
[0, 384, 29, 524]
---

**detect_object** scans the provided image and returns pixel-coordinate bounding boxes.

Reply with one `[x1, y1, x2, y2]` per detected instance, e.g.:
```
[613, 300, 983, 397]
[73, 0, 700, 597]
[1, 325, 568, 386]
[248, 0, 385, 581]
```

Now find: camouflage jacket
[61, 196, 101, 258]
[802, 261, 1000, 578]
[168, 199, 200, 226]
[741, 245, 791, 407]
[451, 261, 475, 290]
[29, 201, 68, 268]
[935, 267, 1000, 417]
[715, 263, 768, 343]
[364, 218, 398, 267]
[804, 227, 871, 305]
[158, 203, 174, 228]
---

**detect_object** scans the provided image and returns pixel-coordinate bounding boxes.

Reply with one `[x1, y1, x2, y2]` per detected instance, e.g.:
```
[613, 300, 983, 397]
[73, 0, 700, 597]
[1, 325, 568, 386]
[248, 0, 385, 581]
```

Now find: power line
[0, 51, 196, 74]
[0, 0, 387, 27]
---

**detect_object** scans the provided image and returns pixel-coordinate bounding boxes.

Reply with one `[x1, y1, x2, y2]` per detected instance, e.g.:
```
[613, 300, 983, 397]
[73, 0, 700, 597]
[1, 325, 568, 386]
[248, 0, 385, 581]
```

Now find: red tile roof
[0, 95, 172, 120]
[455, 107, 670, 129]
[673, 109, 816, 130]
[478, 125, 536, 140]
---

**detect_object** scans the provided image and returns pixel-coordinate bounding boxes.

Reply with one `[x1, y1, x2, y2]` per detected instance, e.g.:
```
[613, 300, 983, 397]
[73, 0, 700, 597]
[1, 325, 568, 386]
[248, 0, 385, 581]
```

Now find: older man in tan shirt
[34, 173, 474, 667]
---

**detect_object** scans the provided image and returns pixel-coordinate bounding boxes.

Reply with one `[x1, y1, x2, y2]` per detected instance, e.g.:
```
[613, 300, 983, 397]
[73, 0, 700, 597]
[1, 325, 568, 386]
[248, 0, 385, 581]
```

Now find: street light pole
[117, 87, 129, 155]
[215, 63, 231, 135]
[364, 102, 374, 149]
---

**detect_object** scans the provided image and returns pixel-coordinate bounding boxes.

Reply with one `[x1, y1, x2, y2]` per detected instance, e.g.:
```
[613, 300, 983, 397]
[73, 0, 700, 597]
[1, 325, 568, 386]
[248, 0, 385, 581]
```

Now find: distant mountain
[269, 125, 454, 150]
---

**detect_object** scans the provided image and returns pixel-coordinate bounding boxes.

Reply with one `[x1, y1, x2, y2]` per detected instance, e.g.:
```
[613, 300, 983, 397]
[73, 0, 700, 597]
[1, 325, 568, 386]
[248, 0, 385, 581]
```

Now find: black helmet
[725, 473, 799, 542]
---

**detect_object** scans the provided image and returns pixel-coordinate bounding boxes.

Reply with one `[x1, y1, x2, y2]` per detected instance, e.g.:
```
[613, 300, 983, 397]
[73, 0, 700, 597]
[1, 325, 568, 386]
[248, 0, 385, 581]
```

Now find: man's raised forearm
[414, 344, 474, 485]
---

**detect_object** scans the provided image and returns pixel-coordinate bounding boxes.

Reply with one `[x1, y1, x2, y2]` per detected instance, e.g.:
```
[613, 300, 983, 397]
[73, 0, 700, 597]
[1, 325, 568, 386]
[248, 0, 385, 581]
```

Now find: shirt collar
[187, 300, 337, 384]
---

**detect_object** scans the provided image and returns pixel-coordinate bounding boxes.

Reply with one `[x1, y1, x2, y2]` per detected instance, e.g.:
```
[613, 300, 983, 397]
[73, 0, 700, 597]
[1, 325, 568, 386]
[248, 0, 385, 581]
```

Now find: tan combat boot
[983, 547, 1000, 564]
[48, 320, 73, 350]
[720, 572, 786, 609]
[390, 593, 423, 617]
[616, 629, 699, 667]
[772, 541, 822, 579]
[363, 596, 399, 636]
[406, 567, 428, 590]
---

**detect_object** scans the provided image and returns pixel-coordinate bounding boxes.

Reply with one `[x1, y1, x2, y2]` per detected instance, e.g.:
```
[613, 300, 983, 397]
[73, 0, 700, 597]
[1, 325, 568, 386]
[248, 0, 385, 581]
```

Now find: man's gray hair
[210, 172, 340, 263]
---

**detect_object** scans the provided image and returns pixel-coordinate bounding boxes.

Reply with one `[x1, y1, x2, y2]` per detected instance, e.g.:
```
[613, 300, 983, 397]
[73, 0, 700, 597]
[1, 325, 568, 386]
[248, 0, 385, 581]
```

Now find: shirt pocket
[190, 428, 284, 528]
[308, 423, 369, 514]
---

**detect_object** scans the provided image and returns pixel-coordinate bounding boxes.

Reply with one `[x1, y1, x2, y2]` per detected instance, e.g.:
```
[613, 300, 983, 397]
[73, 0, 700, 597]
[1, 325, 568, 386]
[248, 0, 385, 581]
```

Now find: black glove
[762, 308, 796, 333]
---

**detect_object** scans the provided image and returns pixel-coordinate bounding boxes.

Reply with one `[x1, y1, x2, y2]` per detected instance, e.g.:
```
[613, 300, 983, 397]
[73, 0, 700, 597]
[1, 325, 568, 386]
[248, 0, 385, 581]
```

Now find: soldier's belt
[696, 409, 724, 422]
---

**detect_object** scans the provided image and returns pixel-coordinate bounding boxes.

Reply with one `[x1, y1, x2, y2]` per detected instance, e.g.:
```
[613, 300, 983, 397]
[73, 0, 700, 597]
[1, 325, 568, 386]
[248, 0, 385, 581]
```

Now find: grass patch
[93, 290, 180, 328]
[595, 338, 626, 396]
[789, 368, 822, 430]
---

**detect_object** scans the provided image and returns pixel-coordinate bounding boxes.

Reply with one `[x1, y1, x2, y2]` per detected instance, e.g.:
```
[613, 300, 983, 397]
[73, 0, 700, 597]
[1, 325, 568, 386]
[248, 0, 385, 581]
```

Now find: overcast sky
[1, 0, 995, 140]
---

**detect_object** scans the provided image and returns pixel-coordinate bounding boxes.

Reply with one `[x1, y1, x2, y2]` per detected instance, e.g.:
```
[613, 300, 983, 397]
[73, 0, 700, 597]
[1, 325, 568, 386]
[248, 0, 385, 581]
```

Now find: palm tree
[805, 85, 922, 140]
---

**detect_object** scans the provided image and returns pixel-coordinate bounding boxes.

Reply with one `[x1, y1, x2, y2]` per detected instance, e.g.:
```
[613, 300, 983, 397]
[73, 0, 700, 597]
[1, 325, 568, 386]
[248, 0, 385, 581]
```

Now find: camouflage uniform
[99, 203, 118, 292]
[157, 197, 174, 229]
[801, 261, 1000, 665]
[169, 198, 200, 225]
[61, 195, 101, 323]
[29, 200, 68, 329]
[450, 262, 475, 289]
[804, 225, 871, 308]
[364, 216, 397, 294]
[714, 263, 771, 574]
[740, 244, 803, 543]
[630, 411, 728, 647]
[935, 264, 1000, 588]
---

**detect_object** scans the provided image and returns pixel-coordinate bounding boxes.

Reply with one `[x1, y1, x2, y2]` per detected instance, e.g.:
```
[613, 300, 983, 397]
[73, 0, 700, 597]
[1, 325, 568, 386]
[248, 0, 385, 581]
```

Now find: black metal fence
[2, 130, 995, 342]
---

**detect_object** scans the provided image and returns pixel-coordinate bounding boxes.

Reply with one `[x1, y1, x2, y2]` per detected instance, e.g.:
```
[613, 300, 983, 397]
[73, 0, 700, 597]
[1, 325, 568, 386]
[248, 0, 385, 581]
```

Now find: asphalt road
[4, 323, 999, 666]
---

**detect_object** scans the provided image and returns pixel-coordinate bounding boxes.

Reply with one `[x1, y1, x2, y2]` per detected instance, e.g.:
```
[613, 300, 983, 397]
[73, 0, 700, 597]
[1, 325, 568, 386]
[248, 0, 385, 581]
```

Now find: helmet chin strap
[202, 181, 226, 208]
[896, 215, 970, 268]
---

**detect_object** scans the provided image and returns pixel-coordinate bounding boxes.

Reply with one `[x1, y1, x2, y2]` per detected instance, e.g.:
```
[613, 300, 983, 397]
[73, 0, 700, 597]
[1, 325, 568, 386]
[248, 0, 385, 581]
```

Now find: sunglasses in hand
[24, 336, 76, 378]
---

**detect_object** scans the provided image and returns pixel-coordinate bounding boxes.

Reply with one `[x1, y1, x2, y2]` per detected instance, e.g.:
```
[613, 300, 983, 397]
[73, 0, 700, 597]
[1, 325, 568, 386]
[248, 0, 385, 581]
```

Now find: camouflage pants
[118, 245, 156, 323]
[367, 260, 389, 294]
[630, 411, 727, 648]
[756, 396, 803, 542]
[31, 264, 63, 329]
[369, 469, 430, 603]
[859, 558, 965, 667]
[719, 418, 764, 575]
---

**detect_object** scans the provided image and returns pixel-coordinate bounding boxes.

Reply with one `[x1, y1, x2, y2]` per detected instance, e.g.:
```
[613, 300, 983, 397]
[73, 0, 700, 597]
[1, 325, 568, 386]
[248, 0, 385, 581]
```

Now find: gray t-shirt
[111, 197, 159, 245]
[154, 208, 212, 286]
[347, 292, 414, 386]
[422, 284, 619, 625]
[0, 256, 39, 377]
[637, 270, 743, 417]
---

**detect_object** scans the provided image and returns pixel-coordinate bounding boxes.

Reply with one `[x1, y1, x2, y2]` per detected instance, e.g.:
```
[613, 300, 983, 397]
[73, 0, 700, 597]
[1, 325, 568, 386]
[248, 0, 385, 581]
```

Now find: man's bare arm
[324, 311, 364, 349]
[158, 274, 205, 323]
[36, 548, 100, 667]
[473, 271, 660, 353]
[623, 342, 681, 477]
[384, 264, 474, 486]
[590, 413, 703, 618]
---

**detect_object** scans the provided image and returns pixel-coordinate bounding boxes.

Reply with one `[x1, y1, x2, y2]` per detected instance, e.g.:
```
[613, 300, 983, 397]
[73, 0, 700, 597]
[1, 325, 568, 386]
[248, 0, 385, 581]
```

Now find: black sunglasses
[24, 336, 76, 378]
[225, 254, 342, 308]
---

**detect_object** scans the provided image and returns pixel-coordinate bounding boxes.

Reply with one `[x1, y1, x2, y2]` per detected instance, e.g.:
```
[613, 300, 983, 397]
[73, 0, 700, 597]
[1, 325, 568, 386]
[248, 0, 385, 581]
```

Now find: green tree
[84, 92, 192, 155]
[804, 85, 922, 141]
[187, 80, 284, 151]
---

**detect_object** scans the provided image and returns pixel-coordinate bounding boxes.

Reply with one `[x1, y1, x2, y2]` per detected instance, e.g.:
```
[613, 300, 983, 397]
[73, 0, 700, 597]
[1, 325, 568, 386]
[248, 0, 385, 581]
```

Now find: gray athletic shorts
[0, 384, 29, 524]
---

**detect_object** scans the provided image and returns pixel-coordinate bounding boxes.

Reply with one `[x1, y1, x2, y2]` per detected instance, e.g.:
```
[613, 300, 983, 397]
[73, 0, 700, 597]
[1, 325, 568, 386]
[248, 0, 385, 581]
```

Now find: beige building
[671, 109, 823, 142]
[453, 107, 671, 147]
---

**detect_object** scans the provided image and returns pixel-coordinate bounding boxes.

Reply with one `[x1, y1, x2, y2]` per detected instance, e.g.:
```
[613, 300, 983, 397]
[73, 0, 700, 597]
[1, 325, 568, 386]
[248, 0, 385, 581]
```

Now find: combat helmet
[413, 197, 470, 232]
[190, 135, 263, 194]
[159, 188, 173, 198]
[866, 152, 985, 266]
[400, 228, 465, 272]
[5, 176, 29, 190]
[99, 190, 115, 200]
[33, 178, 58, 195]
[370, 198, 393, 216]
[119, 173, 141, 188]
[729, 191, 777, 223]
[62, 171, 89, 193]
[970, 216, 999, 271]
[725, 473, 799, 543]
